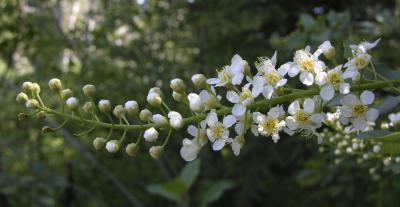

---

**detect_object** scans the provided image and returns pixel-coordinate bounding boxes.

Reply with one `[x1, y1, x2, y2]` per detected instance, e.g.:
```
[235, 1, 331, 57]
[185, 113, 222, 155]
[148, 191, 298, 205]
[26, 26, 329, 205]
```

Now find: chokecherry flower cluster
[16, 38, 400, 162]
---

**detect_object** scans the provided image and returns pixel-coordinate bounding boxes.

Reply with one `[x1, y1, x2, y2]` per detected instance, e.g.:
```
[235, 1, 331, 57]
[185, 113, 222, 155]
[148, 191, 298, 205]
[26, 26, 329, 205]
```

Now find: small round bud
[126, 143, 139, 156]
[191, 74, 206, 89]
[61, 89, 73, 101]
[31, 83, 41, 93]
[66, 97, 79, 111]
[82, 84, 96, 97]
[125, 100, 139, 116]
[36, 111, 47, 119]
[373, 145, 381, 153]
[172, 91, 185, 102]
[106, 140, 120, 153]
[147, 92, 162, 107]
[139, 109, 152, 122]
[82, 102, 93, 113]
[18, 113, 29, 120]
[26, 99, 39, 109]
[42, 126, 54, 134]
[113, 105, 126, 118]
[170, 78, 186, 93]
[93, 137, 107, 150]
[144, 127, 159, 142]
[149, 146, 163, 159]
[168, 111, 184, 129]
[152, 114, 168, 124]
[98, 100, 111, 113]
[149, 87, 163, 97]
[323, 47, 336, 60]
[188, 93, 203, 113]
[48, 78, 62, 92]
[22, 82, 33, 93]
[16, 92, 29, 104]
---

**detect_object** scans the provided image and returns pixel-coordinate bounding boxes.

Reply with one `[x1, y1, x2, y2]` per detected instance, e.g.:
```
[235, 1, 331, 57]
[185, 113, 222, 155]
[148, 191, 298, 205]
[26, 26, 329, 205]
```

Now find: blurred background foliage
[1, 0, 400, 206]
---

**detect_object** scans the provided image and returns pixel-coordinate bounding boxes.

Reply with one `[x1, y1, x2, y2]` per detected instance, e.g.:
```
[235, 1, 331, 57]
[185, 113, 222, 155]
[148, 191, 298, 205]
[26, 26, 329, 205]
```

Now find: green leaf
[357, 130, 392, 139]
[299, 13, 317, 31]
[377, 96, 400, 115]
[179, 159, 201, 189]
[199, 180, 235, 207]
[381, 143, 400, 155]
[146, 178, 187, 203]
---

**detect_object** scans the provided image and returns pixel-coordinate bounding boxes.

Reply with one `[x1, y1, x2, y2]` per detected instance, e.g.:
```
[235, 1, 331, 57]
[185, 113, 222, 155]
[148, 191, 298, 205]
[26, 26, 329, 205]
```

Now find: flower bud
[191, 74, 206, 89]
[36, 111, 46, 119]
[373, 145, 381, 153]
[16, 92, 28, 104]
[149, 87, 163, 97]
[147, 92, 162, 107]
[26, 99, 39, 109]
[113, 105, 126, 118]
[106, 140, 120, 153]
[126, 143, 139, 156]
[188, 93, 203, 113]
[243, 60, 251, 76]
[168, 111, 184, 129]
[144, 127, 159, 142]
[82, 84, 96, 97]
[152, 114, 168, 124]
[61, 89, 73, 101]
[31, 83, 41, 93]
[66, 97, 79, 111]
[170, 78, 186, 93]
[172, 91, 185, 102]
[82, 102, 93, 113]
[139, 109, 152, 122]
[48, 78, 62, 92]
[93, 137, 107, 150]
[18, 113, 29, 120]
[98, 100, 111, 113]
[125, 100, 139, 116]
[318, 41, 336, 60]
[22, 82, 33, 93]
[42, 126, 54, 134]
[149, 146, 163, 159]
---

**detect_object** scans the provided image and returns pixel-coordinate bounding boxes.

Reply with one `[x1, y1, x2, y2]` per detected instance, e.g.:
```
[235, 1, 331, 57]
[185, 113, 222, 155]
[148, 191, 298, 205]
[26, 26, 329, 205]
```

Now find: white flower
[389, 112, 400, 128]
[315, 65, 351, 101]
[206, 110, 236, 151]
[187, 121, 208, 146]
[199, 90, 220, 111]
[251, 52, 289, 99]
[152, 114, 168, 124]
[254, 105, 286, 143]
[144, 127, 159, 142]
[180, 138, 202, 161]
[188, 93, 204, 113]
[339, 90, 380, 132]
[207, 54, 247, 86]
[288, 46, 326, 86]
[106, 140, 120, 153]
[316, 41, 335, 59]
[285, 98, 325, 143]
[168, 111, 184, 129]
[226, 84, 253, 116]
[349, 38, 380, 51]
[231, 135, 245, 156]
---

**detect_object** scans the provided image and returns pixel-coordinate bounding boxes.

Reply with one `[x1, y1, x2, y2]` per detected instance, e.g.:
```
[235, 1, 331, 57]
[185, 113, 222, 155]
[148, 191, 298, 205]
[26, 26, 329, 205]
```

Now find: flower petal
[206, 78, 220, 84]
[339, 83, 350, 94]
[320, 85, 335, 101]
[223, 114, 237, 127]
[206, 111, 218, 126]
[262, 85, 274, 99]
[360, 90, 375, 105]
[300, 72, 314, 86]
[288, 100, 300, 115]
[341, 94, 358, 106]
[288, 65, 300, 77]
[212, 139, 226, 151]
[303, 98, 315, 113]
[226, 91, 240, 103]
[187, 125, 198, 137]
[315, 72, 327, 86]
[366, 108, 379, 122]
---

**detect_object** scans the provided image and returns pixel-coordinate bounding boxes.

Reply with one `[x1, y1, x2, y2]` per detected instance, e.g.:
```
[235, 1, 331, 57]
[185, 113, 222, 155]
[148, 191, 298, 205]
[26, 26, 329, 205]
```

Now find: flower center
[299, 58, 315, 73]
[354, 57, 367, 69]
[265, 71, 281, 86]
[294, 110, 310, 123]
[327, 72, 343, 86]
[211, 122, 226, 138]
[218, 68, 232, 83]
[260, 117, 279, 135]
[240, 88, 253, 102]
[352, 104, 367, 117]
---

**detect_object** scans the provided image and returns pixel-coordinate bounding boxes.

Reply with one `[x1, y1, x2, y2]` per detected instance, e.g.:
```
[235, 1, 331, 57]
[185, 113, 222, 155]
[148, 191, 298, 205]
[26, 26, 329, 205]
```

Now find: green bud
[16, 92, 29, 104]
[170, 78, 186, 93]
[25, 99, 39, 109]
[149, 146, 163, 159]
[82, 102, 93, 113]
[139, 109, 152, 122]
[48, 78, 62, 92]
[82, 84, 96, 97]
[126, 143, 139, 156]
[113, 105, 126, 118]
[22, 82, 33, 93]
[93, 137, 107, 150]
[61, 89, 73, 101]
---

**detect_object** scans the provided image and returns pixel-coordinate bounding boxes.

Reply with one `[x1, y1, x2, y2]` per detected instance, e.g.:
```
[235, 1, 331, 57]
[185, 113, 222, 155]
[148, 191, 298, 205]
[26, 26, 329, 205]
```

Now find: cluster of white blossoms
[16, 38, 400, 162]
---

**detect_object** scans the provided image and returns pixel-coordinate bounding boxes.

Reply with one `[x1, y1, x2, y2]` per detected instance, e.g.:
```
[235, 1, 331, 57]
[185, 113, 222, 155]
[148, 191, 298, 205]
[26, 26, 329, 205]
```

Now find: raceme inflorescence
[16, 39, 400, 162]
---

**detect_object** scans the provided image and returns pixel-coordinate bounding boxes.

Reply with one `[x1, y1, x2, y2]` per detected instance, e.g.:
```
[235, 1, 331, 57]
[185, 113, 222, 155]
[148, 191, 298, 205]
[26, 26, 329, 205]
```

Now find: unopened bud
[106, 140, 120, 153]
[42, 126, 54, 134]
[22, 82, 33, 93]
[144, 127, 159, 142]
[36, 111, 46, 119]
[16, 92, 28, 104]
[61, 89, 73, 101]
[168, 111, 184, 129]
[172, 91, 185, 102]
[243, 60, 251, 76]
[31, 83, 41, 93]
[18, 113, 29, 120]
[191, 74, 206, 89]
[170, 78, 186, 93]
[125, 100, 139, 116]
[149, 146, 163, 159]
[149, 87, 163, 97]
[139, 109, 152, 122]
[147, 92, 162, 107]
[82, 84, 96, 97]
[82, 102, 93, 113]
[373, 145, 381, 153]
[98, 100, 111, 113]
[188, 93, 203, 113]
[93, 137, 107, 150]
[126, 143, 139, 156]
[26, 99, 39, 109]
[48, 78, 62, 92]
[66, 97, 79, 111]
[113, 105, 126, 118]
[152, 114, 168, 124]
